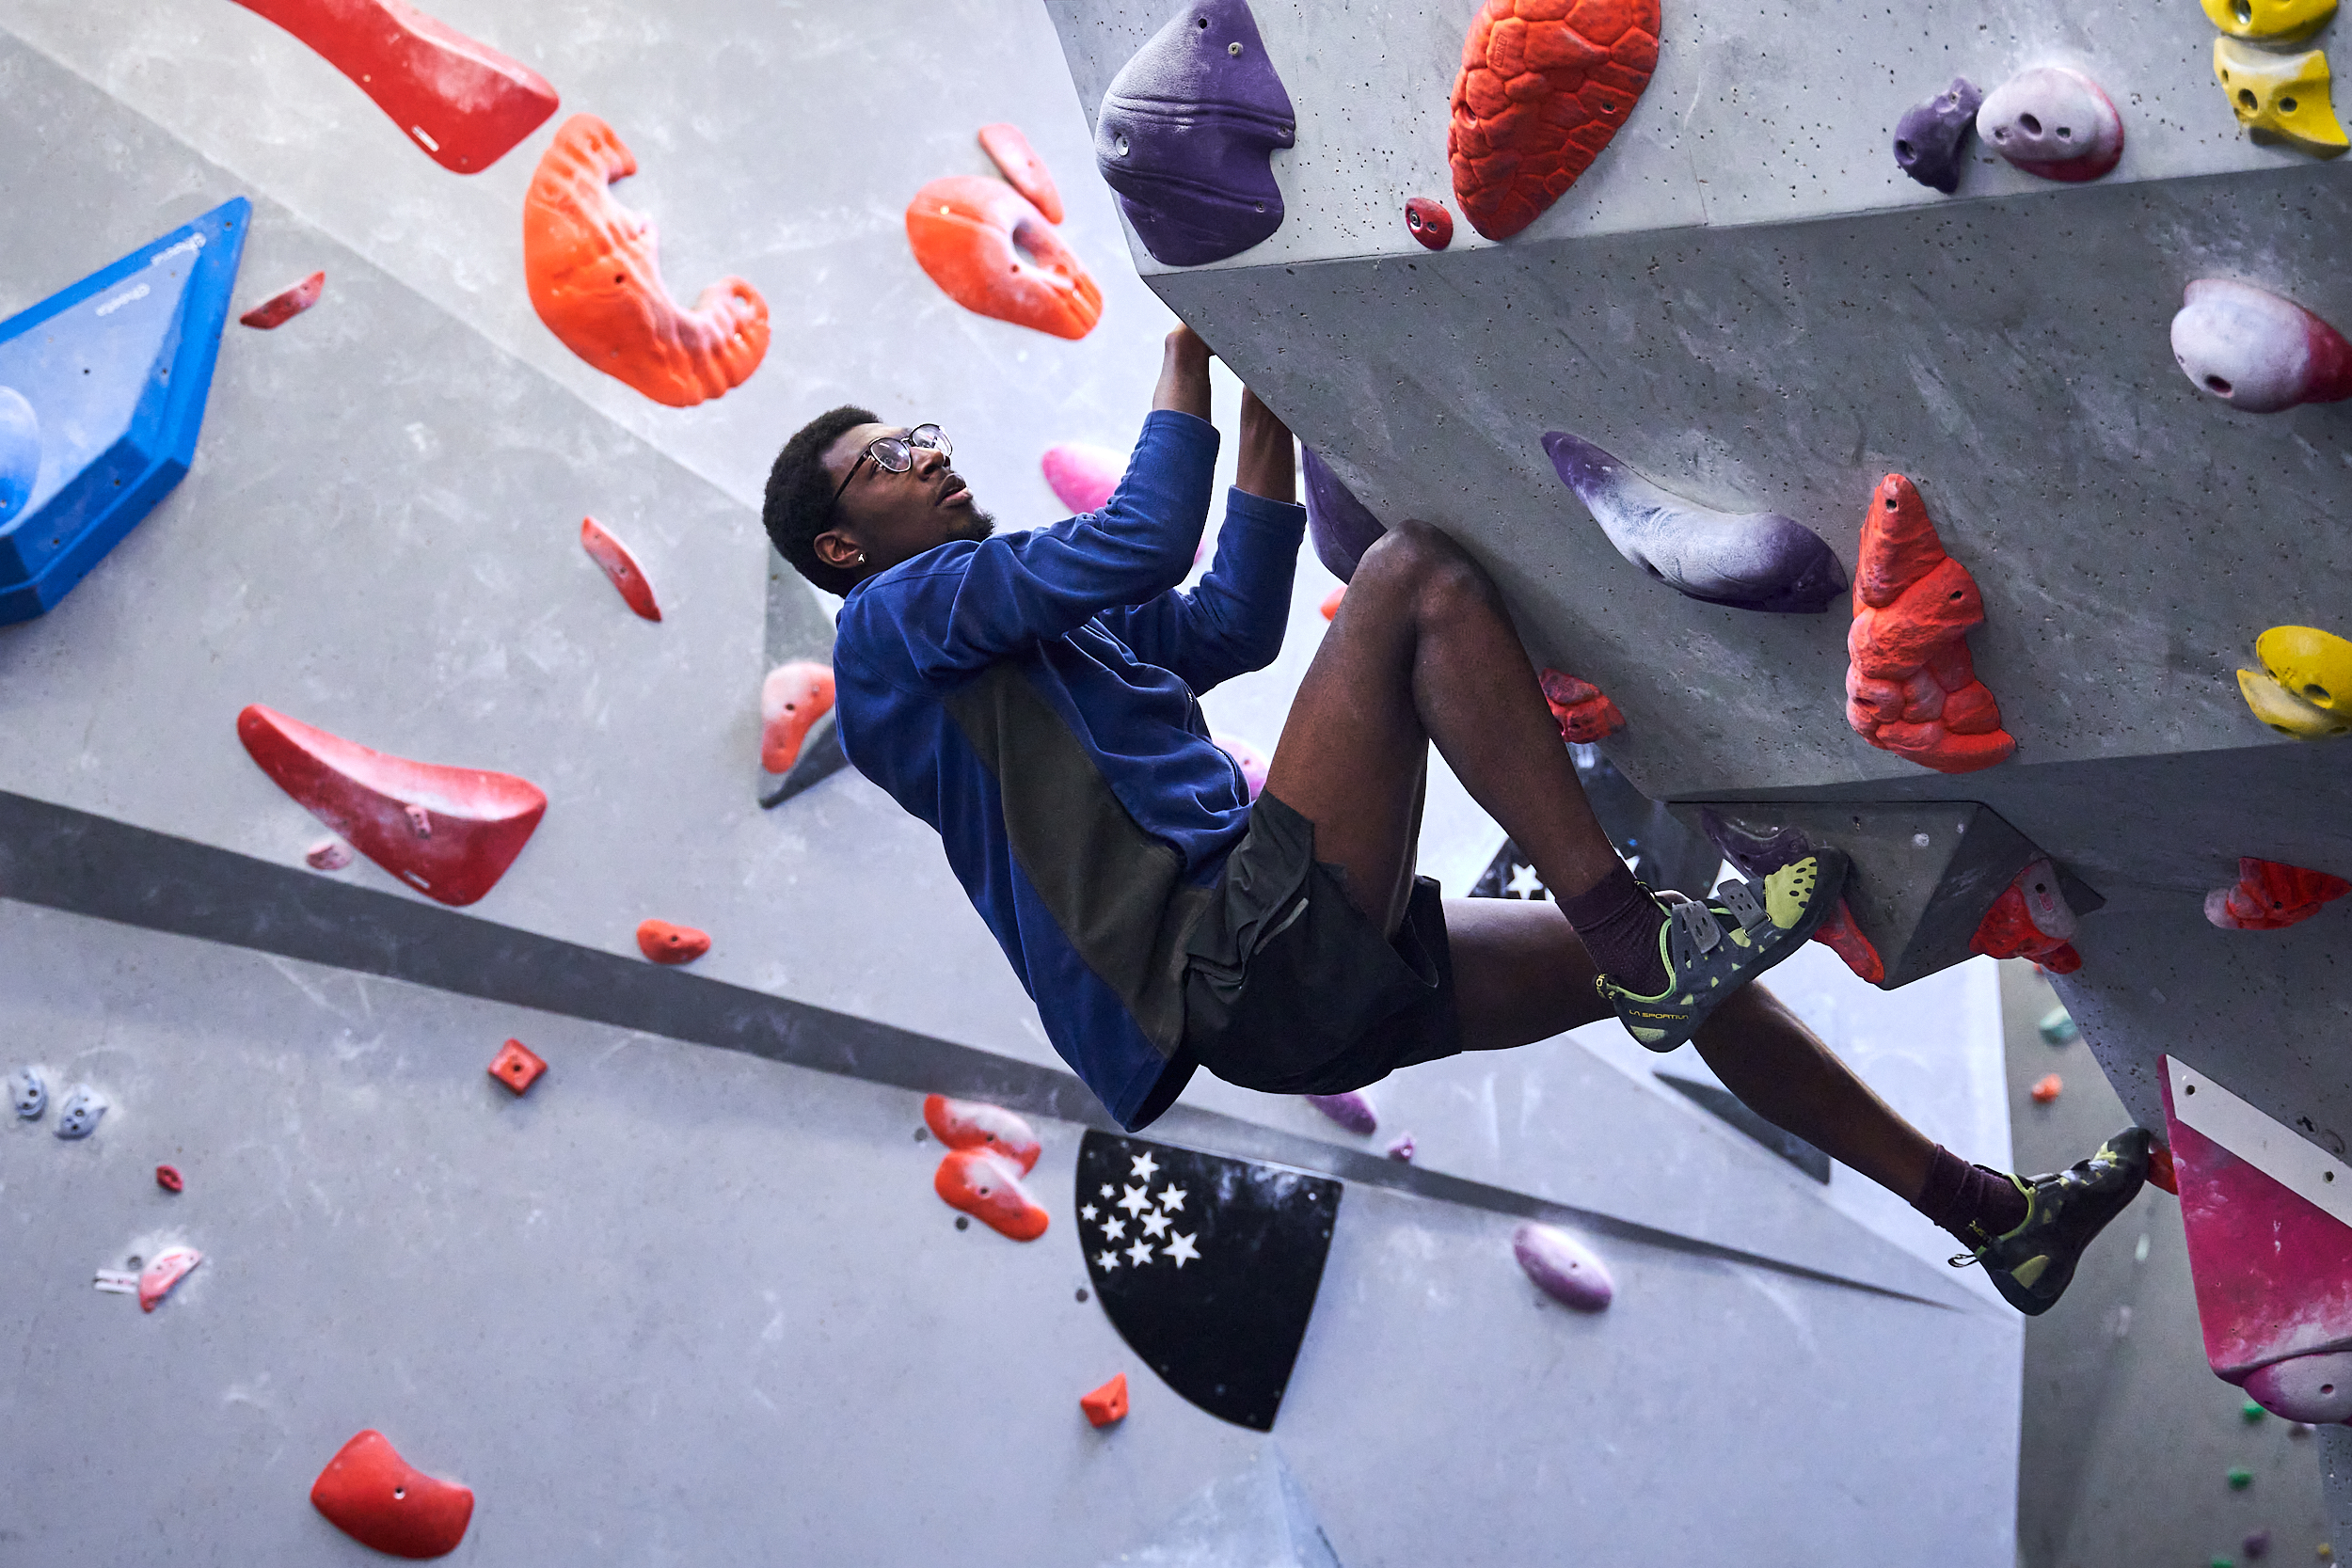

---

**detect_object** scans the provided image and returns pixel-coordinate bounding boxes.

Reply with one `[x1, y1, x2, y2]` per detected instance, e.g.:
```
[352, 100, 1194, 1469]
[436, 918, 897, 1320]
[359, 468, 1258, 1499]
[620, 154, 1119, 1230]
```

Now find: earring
[856, 552, 867, 564]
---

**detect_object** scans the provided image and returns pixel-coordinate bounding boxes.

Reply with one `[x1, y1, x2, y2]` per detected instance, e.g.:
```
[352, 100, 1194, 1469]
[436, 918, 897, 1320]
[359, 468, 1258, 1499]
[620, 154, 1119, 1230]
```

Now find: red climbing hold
[579, 517, 660, 622]
[924, 1094, 1041, 1173]
[306, 837, 354, 871]
[760, 661, 837, 775]
[487, 1037, 545, 1095]
[229, 0, 556, 174]
[977, 122, 1065, 225]
[2148, 1140, 2180, 1196]
[906, 176, 1103, 341]
[636, 920, 710, 964]
[2205, 858, 2351, 931]
[310, 1429, 475, 1560]
[138, 1245, 202, 1312]
[1081, 1372, 1130, 1428]
[1405, 197, 1454, 250]
[240, 271, 325, 329]
[155, 1164, 184, 1194]
[1846, 475, 2017, 775]
[1538, 669, 1626, 744]
[1812, 897, 1887, 984]
[237, 705, 547, 907]
[2030, 1072, 2064, 1104]
[1969, 882, 2082, 972]
[934, 1148, 1050, 1241]
[525, 115, 771, 407]
[1447, 0, 1662, 242]
[1319, 584, 1345, 621]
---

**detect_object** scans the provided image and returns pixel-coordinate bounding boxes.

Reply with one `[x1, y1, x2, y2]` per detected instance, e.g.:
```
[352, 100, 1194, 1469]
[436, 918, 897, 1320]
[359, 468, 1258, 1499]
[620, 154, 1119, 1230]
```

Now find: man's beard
[947, 508, 996, 545]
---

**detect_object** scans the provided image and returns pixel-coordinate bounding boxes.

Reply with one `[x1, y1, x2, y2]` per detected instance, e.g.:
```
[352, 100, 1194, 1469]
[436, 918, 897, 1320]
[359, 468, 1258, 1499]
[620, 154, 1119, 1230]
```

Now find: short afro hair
[764, 404, 877, 596]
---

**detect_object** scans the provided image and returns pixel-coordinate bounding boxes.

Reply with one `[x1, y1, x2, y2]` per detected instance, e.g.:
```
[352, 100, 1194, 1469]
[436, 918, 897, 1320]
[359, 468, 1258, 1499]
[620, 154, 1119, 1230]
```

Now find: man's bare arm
[1152, 325, 1212, 420]
[1234, 388, 1294, 503]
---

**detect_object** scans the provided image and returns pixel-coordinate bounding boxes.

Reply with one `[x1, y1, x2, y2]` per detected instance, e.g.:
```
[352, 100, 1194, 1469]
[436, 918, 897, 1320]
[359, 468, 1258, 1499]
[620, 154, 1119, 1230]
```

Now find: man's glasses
[831, 424, 949, 509]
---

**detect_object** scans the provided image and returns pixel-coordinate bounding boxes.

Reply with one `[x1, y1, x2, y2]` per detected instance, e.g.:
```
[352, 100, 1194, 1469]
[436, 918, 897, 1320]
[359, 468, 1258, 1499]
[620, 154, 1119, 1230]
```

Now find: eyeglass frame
[829, 423, 949, 511]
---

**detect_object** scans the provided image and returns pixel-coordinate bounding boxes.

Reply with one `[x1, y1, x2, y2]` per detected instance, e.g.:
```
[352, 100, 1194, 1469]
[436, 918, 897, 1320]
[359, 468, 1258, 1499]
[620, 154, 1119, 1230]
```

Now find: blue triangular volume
[0, 197, 249, 624]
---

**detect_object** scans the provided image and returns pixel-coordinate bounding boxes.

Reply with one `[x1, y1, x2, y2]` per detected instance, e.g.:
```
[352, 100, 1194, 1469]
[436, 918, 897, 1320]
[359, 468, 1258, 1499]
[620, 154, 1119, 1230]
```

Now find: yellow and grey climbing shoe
[1957, 1126, 2153, 1316]
[1597, 847, 1851, 1053]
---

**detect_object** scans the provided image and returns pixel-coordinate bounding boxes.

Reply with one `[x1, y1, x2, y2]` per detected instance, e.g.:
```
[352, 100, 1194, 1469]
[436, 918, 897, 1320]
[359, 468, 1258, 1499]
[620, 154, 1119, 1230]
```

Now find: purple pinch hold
[1301, 447, 1387, 582]
[1893, 77, 1982, 195]
[1304, 1091, 1377, 1135]
[1698, 808, 1813, 881]
[1513, 1221, 1614, 1311]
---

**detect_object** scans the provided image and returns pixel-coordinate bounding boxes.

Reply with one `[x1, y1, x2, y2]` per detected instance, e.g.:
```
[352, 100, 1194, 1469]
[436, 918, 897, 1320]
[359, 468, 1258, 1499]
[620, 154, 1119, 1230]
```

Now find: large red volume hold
[230, 0, 557, 174]
[1846, 475, 2018, 774]
[579, 517, 660, 621]
[237, 705, 547, 907]
[977, 123, 1065, 224]
[310, 1430, 475, 1559]
[933, 1148, 1050, 1241]
[524, 116, 771, 407]
[923, 1094, 1041, 1173]
[2205, 857, 2352, 931]
[1447, 0, 1661, 241]
[906, 177, 1103, 341]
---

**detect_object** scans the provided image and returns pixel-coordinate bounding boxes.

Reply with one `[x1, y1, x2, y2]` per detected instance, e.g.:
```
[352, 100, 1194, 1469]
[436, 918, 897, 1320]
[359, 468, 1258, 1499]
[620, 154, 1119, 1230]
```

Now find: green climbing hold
[2038, 1006, 2078, 1045]
[2229, 1466, 2255, 1490]
[2245, 1400, 2269, 1423]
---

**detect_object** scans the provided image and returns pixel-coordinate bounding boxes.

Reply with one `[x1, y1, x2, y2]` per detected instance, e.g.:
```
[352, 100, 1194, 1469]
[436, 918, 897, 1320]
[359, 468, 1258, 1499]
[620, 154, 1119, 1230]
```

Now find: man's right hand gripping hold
[762, 325, 2148, 1318]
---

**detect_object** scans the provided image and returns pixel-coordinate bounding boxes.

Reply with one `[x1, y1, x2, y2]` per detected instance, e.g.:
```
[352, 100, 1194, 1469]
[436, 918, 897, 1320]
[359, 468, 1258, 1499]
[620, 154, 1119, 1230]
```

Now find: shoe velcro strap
[1670, 900, 1723, 966]
[1714, 878, 1770, 931]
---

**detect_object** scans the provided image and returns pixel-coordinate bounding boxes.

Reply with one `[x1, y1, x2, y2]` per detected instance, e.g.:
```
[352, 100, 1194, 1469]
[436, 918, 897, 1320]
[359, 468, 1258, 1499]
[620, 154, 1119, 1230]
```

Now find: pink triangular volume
[237, 705, 547, 906]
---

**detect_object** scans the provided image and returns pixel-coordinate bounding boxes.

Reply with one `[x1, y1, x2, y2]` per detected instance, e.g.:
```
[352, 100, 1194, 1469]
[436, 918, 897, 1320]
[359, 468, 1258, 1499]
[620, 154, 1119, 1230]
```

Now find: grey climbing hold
[54, 1085, 105, 1139]
[11, 1065, 45, 1119]
[1893, 77, 1982, 194]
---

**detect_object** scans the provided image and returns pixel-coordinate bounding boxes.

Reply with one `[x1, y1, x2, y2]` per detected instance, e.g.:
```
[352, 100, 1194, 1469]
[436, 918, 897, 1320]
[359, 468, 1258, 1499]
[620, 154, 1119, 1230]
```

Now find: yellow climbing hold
[2215, 40, 2350, 156]
[2201, 0, 2336, 41]
[2257, 625, 2352, 712]
[2238, 668, 2352, 737]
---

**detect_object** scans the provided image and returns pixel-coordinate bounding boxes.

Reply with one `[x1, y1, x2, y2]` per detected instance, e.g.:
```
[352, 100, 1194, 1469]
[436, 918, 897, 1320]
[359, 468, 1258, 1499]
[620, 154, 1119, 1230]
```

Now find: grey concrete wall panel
[0, 899, 2020, 1565]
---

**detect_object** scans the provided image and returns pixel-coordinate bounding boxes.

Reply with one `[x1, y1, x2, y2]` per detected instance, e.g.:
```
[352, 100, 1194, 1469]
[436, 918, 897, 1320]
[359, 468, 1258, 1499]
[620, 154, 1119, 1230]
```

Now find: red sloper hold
[1537, 669, 1626, 743]
[310, 1430, 475, 1560]
[1081, 1372, 1130, 1428]
[905, 176, 1103, 341]
[760, 662, 837, 774]
[934, 1148, 1050, 1241]
[240, 271, 326, 329]
[579, 517, 660, 622]
[1846, 475, 2018, 775]
[923, 1093, 1041, 1174]
[977, 123, 1064, 225]
[237, 705, 547, 907]
[636, 919, 710, 964]
[2205, 858, 2352, 931]
[1447, 0, 1662, 242]
[229, 0, 557, 174]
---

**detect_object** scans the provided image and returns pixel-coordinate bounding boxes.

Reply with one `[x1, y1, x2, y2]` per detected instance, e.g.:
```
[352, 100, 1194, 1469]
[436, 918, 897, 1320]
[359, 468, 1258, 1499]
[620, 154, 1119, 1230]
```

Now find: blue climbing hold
[0, 198, 249, 625]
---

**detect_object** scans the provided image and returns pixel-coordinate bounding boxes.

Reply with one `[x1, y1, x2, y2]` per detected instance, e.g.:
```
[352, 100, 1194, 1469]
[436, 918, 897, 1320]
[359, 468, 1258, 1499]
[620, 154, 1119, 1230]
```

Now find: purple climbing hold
[1514, 1221, 1614, 1311]
[1699, 808, 1811, 879]
[1094, 0, 1295, 267]
[1385, 1133, 1416, 1162]
[1300, 447, 1386, 582]
[1541, 432, 1849, 614]
[1893, 77, 1982, 194]
[1304, 1091, 1377, 1135]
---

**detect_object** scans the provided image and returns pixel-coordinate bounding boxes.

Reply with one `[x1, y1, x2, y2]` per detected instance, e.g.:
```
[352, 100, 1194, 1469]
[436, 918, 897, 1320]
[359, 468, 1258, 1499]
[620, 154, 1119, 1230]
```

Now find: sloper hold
[1081, 1372, 1130, 1427]
[635, 919, 710, 963]
[240, 271, 325, 329]
[1699, 809, 1886, 982]
[524, 116, 771, 407]
[1893, 77, 1982, 194]
[236, 705, 548, 907]
[2204, 857, 2351, 930]
[1513, 1222, 1614, 1310]
[759, 661, 836, 776]
[977, 122, 1064, 224]
[2257, 625, 2352, 714]
[229, 0, 555, 173]
[138, 1245, 201, 1311]
[0, 198, 248, 626]
[310, 1429, 475, 1559]
[1405, 197, 1454, 249]
[934, 1148, 1049, 1240]
[1302, 1091, 1377, 1134]
[1542, 432, 1847, 613]
[1094, 0, 1296, 266]
[2215, 40, 2349, 157]
[1846, 474, 2017, 774]
[1977, 66, 2124, 182]
[1299, 447, 1386, 582]
[2173, 281, 2352, 414]
[907, 176, 1103, 340]
[922, 1093, 1041, 1173]
[1042, 442, 1123, 514]
[1538, 669, 1626, 743]
[2204, 0, 2337, 41]
[579, 517, 660, 621]
[1448, 0, 1662, 242]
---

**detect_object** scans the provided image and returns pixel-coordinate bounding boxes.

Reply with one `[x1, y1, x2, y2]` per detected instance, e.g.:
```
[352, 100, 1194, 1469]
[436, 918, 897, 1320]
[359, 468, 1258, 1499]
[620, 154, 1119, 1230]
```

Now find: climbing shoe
[1955, 1125, 2153, 1316]
[1596, 847, 1851, 1053]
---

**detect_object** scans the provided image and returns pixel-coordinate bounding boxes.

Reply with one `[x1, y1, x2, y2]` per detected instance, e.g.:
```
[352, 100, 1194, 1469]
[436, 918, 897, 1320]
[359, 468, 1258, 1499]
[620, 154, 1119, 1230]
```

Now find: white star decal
[1131, 1151, 1159, 1180]
[1120, 1184, 1152, 1216]
[1140, 1211, 1169, 1238]
[1126, 1239, 1155, 1266]
[1158, 1185, 1187, 1212]
[1099, 1183, 1114, 1198]
[1505, 862, 1546, 899]
[1102, 1216, 1126, 1242]
[1096, 1249, 1120, 1272]
[1079, 1204, 1098, 1222]
[1165, 1232, 1200, 1268]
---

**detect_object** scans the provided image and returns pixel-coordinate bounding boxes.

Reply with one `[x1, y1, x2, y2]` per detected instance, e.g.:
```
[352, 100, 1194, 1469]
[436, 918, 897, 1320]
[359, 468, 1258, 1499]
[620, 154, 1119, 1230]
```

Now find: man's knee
[1356, 519, 1500, 618]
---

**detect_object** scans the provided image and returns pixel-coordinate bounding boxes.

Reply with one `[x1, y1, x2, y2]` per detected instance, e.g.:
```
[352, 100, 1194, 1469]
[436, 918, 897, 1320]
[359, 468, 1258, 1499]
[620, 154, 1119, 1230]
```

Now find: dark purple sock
[1558, 863, 1669, 995]
[1914, 1144, 2029, 1244]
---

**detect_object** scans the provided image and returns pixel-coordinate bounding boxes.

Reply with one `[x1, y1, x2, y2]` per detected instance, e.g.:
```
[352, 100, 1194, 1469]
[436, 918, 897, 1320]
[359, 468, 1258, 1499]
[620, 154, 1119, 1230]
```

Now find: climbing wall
[0, 0, 2026, 1560]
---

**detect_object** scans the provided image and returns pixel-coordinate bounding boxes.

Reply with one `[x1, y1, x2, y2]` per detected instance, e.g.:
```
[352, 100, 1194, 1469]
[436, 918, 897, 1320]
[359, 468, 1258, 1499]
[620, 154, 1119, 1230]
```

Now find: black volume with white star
[1075, 1131, 1342, 1432]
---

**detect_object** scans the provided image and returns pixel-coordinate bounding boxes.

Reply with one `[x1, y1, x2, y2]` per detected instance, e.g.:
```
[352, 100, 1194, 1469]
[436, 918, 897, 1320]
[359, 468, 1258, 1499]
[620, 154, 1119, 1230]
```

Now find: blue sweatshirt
[833, 411, 1305, 1128]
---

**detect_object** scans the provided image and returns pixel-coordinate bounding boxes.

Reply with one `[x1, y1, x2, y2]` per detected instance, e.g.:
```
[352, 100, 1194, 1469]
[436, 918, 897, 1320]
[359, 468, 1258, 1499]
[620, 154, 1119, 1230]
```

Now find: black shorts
[1179, 791, 1462, 1096]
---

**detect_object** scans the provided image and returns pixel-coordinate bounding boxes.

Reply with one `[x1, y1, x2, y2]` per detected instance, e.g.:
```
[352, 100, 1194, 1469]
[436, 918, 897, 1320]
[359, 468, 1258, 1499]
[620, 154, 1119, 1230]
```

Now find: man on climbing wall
[762, 325, 2148, 1317]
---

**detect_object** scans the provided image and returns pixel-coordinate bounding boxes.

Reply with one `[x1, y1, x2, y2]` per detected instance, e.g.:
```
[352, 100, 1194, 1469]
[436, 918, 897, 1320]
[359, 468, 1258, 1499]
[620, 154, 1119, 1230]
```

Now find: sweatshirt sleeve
[1095, 487, 1306, 694]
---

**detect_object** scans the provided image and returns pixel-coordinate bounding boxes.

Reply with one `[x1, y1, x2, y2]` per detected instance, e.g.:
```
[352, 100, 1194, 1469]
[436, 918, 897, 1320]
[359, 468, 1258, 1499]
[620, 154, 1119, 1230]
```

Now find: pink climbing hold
[922, 1093, 1041, 1174]
[155, 1164, 184, 1194]
[237, 705, 547, 908]
[1305, 1091, 1377, 1135]
[306, 837, 354, 871]
[138, 1245, 201, 1312]
[933, 1147, 1050, 1241]
[2206, 858, 2351, 931]
[310, 1429, 476, 1559]
[239, 271, 325, 329]
[1976, 65, 2124, 182]
[1513, 1221, 1614, 1310]
[1214, 735, 1270, 800]
[1538, 670, 1626, 744]
[579, 517, 661, 622]
[1386, 1133, 1417, 1162]
[760, 661, 836, 775]
[2173, 280, 2352, 414]
[1405, 197, 1454, 250]
[977, 122, 1065, 225]
[635, 919, 710, 964]
[1041, 443, 1123, 515]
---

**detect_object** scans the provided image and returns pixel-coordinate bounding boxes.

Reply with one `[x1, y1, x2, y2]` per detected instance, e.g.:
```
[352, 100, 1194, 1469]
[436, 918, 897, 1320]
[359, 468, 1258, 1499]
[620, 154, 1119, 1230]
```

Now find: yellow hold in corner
[2257, 625, 2352, 712]
[2202, 0, 2336, 41]
[2215, 40, 2351, 156]
[2239, 668, 2352, 738]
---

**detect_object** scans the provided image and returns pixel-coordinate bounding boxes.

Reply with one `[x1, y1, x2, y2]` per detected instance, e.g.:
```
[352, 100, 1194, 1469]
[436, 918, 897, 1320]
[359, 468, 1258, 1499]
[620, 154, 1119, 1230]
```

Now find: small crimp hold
[1081, 1372, 1130, 1427]
[488, 1038, 546, 1095]
[11, 1065, 45, 1119]
[156, 1164, 185, 1193]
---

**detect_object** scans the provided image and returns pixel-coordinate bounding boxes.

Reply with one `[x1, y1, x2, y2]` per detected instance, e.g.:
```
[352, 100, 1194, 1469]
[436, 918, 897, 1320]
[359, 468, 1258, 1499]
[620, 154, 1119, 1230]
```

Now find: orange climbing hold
[923, 1093, 1041, 1173]
[579, 517, 660, 622]
[934, 1148, 1050, 1241]
[760, 661, 837, 774]
[1447, 0, 1662, 242]
[636, 920, 710, 964]
[1320, 584, 1346, 621]
[977, 123, 1064, 225]
[1538, 669, 1626, 743]
[2205, 857, 2351, 931]
[2147, 1141, 2180, 1196]
[2030, 1072, 2064, 1104]
[310, 1429, 475, 1560]
[1081, 1372, 1131, 1428]
[905, 176, 1103, 341]
[1846, 475, 2017, 775]
[487, 1037, 546, 1095]
[524, 115, 771, 408]
[240, 271, 325, 329]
